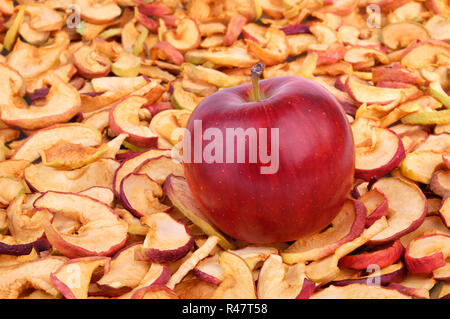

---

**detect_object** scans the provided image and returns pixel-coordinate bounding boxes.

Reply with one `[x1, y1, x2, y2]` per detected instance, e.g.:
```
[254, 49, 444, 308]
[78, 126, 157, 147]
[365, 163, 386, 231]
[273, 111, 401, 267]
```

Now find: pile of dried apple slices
[0, 0, 448, 299]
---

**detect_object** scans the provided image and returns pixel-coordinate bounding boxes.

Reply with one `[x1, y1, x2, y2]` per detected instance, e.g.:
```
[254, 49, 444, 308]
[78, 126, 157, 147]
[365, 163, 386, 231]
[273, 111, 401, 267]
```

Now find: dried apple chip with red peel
[113, 149, 171, 196]
[120, 173, 170, 218]
[51, 256, 110, 299]
[257, 254, 315, 299]
[355, 128, 405, 181]
[78, 187, 114, 207]
[96, 242, 150, 297]
[224, 14, 247, 46]
[246, 27, 289, 66]
[338, 240, 404, 270]
[440, 196, 450, 228]
[0, 256, 67, 299]
[135, 156, 184, 185]
[367, 177, 427, 245]
[332, 262, 406, 287]
[12, 123, 102, 162]
[109, 95, 159, 149]
[34, 191, 128, 258]
[405, 234, 450, 274]
[137, 212, 193, 263]
[282, 199, 366, 264]
[193, 254, 222, 285]
[381, 22, 429, 50]
[150, 41, 184, 66]
[400, 216, 450, 248]
[415, 134, 450, 153]
[165, 17, 201, 52]
[0, 177, 25, 207]
[430, 170, 450, 197]
[358, 189, 388, 227]
[401, 40, 450, 69]
[75, 0, 121, 24]
[131, 285, 179, 299]
[388, 274, 436, 299]
[311, 283, 410, 299]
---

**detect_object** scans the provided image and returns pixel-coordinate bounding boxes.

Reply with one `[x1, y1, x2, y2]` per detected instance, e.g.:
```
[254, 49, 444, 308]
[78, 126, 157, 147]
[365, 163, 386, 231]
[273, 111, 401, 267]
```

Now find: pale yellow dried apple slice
[311, 284, 410, 299]
[400, 151, 444, 184]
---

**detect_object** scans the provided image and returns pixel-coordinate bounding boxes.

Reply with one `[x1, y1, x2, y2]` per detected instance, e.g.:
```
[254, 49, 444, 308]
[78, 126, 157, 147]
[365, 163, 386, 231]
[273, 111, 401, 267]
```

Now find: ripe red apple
[182, 64, 355, 243]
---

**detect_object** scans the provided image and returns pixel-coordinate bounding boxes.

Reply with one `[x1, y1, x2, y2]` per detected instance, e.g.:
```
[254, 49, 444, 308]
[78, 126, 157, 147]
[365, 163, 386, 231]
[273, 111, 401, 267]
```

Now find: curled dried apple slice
[210, 251, 256, 299]
[150, 41, 184, 66]
[186, 46, 258, 68]
[75, 0, 121, 24]
[401, 110, 450, 125]
[40, 141, 108, 170]
[24, 4, 63, 32]
[440, 196, 450, 228]
[389, 274, 436, 299]
[96, 242, 150, 297]
[282, 200, 365, 264]
[355, 127, 405, 181]
[431, 170, 450, 197]
[113, 148, 171, 196]
[164, 175, 235, 250]
[134, 156, 184, 185]
[345, 75, 421, 105]
[73, 45, 111, 79]
[358, 189, 389, 227]
[338, 240, 404, 270]
[400, 216, 450, 248]
[7, 31, 70, 79]
[305, 217, 389, 283]
[12, 123, 102, 162]
[368, 177, 427, 244]
[381, 22, 429, 50]
[149, 109, 190, 147]
[311, 283, 410, 299]
[137, 212, 193, 263]
[401, 40, 450, 69]
[131, 285, 179, 299]
[332, 262, 406, 287]
[429, 81, 450, 109]
[400, 151, 444, 184]
[51, 256, 110, 299]
[257, 254, 315, 299]
[246, 27, 289, 66]
[405, 234, 450, 274]
[34, 191, 128, 258]
[415, 133, 450, 153]
[24, 159, 119, 193]
[165, 17, 201, 52]
[120, 173, 170, 218]
[109, 95, 159, 149]
[7, 194, 52, 245]
[111, 53, 141, 77]
[0, 177, 25, 207]
[0, 256, 67, 299]
[193, 254, 222, 285]
[1, 75, 81, 130]
[425, 15, 450, 41]
[182, 63, 247, 88]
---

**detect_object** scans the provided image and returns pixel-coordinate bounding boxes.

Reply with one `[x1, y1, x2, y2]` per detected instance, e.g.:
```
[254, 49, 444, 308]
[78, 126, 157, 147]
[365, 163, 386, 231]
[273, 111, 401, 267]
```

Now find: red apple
[183, 65, 355, 243]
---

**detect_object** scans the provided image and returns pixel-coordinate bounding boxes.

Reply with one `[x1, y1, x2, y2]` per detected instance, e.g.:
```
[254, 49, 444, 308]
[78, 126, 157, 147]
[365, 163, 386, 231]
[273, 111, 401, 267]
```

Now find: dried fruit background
[0, 0, 448, 299]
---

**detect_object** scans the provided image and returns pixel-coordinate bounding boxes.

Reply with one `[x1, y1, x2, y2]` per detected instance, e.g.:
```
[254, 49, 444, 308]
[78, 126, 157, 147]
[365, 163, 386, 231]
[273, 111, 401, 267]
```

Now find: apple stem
[251, 63, 265, 102]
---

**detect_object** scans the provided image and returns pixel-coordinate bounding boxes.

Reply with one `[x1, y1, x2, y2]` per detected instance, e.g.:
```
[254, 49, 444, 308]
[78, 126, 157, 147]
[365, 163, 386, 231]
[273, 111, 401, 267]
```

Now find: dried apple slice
[415, 134, 450, 153]
[164, 175, 235, 250]
[246, 27, 289, 66]
[51, 257, 110, 299]
[345, 75, 422, 105]
[78, 187, 114, 207]
[405, 234, 450, 273]
[24, 4, 64, 32]
[440, 196, 450, 228]
[0, 256, 67, 299]
[149, 109, 191, 146]
[372, 64, 423, 86]
[193, 254, 223, 285]
[332, 262, 406, 287]
[40, 141, 108, 170]
[425, 15, 450, 41]
[113, 148, 171, 195]
[131, 285, 179, 299]
[109, 95, 159, 149]
[257, 255, 315, 299]
[0, 177, 25, 207]
[75, 0, 121, 24]
[12, 123, 102, 162]
[368, 177, 427, 244]
[96, 242, 150, 297]
[111, 53, 141, 77]
[400, 151, 444, 184]
[150, 41, 184, 66]
[355, 128, 405, 181]
[137, 212, 193, 263]
[338, 240, 404, 270]
[120, 173, 170, 218]
[311, 283, 410, 299]
[305, 217, 389, 283]
[358, 189, 389, 227]
[401, 40, 450, 69]
[224, 13, 247, 46]
[134, 156, 184, 185]
[7, 31, 70, 79]
[381, 22, 429, 50]
[431, 170, 450, 197]
[165, 17, 201, 52]
[282, 199, 366, 264]
[210, 251, 256, 299]
[25, 159, 119, 193]
[34, 191, 128, 258]
[182, 63, 247, 88]
[400, 216, 450, 248]
[73, 45, 111, 79]
[429, 81, 450, 109]
[401, 110, 450, 125]
[185, 46, 258, 68]
[389, 273, 436, 299]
